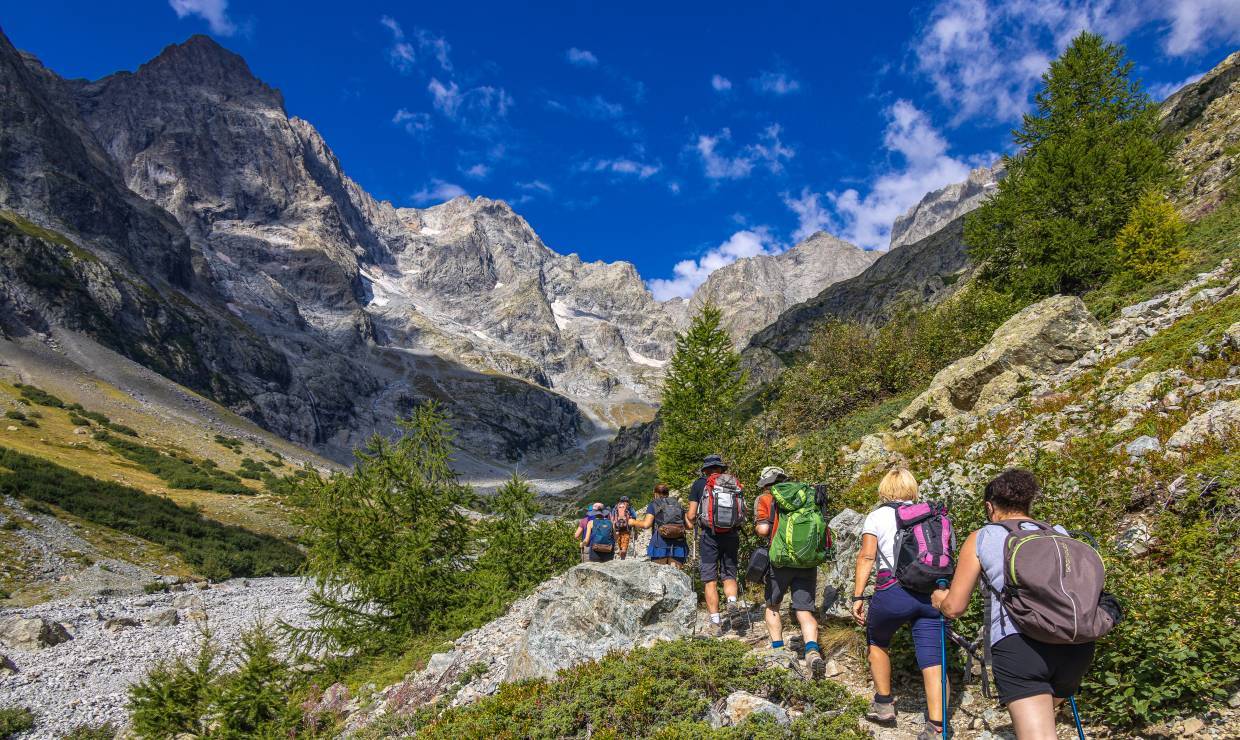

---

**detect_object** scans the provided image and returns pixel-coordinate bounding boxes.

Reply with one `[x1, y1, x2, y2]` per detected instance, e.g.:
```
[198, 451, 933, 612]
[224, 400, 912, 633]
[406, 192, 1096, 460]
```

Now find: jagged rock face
[688, 232, 876, 345]
[1162, 51, 1240, 219]
[889, 164, 1002, 250]
[894, 295, 1103, 428]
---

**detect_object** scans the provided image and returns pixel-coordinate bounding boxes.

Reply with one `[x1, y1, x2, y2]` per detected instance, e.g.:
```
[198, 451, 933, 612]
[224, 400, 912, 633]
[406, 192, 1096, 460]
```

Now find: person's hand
[931, 588, 949, 611]
[851, 598, 867, 626]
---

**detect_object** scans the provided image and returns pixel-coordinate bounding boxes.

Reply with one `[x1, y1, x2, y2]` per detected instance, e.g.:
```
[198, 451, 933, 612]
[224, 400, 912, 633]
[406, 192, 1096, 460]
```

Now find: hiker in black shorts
[686, 454, 743, 635]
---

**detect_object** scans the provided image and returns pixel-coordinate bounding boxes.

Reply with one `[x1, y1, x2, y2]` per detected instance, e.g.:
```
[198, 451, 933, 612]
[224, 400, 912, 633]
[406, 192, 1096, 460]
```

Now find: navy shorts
[866, 585, 943, 669]
[699, 529, 739, 582]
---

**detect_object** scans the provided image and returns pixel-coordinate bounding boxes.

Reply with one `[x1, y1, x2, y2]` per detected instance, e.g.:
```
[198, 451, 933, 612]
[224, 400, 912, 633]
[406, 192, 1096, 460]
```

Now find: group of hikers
[575, 455, 1121, 740]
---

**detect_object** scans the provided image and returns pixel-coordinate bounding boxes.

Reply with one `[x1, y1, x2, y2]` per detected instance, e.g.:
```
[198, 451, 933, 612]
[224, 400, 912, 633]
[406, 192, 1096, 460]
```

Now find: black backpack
[652, 497, 686, 539]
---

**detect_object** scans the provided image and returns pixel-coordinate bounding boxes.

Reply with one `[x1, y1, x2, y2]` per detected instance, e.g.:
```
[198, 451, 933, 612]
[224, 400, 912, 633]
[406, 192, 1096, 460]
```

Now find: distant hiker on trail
[630, 483, 688, 566]
[576, 502, 604, 563]
[611, 496, 635, 559]
[754, 466, 829, 677]
[932, 469, 1119, 740]
[583, 506, 617, 563]
[853, 467, 955, 740]
[687, 454, 745, 635]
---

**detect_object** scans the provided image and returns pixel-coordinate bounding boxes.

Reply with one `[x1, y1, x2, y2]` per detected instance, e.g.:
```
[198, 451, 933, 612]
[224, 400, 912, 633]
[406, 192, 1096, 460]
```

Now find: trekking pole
[936, 578, 950, 740]
[1068, 696, 1087, 740]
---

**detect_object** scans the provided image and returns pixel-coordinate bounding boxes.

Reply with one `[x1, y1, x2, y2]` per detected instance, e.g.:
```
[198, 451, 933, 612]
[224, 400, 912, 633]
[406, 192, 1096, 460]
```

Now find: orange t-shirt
[755, 492, 779, 543]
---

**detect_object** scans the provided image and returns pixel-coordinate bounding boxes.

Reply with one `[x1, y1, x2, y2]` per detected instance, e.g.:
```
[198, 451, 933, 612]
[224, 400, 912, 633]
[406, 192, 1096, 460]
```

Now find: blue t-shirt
[645, 500, 688, 561]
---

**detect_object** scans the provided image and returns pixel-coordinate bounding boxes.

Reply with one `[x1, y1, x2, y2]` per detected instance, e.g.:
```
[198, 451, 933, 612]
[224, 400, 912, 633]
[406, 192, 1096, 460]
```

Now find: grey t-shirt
[977, 521, 1068, 646]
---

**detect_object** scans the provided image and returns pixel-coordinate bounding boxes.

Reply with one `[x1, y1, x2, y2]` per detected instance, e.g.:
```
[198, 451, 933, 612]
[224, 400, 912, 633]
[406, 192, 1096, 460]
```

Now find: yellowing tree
[1115, 191, 1188, 281]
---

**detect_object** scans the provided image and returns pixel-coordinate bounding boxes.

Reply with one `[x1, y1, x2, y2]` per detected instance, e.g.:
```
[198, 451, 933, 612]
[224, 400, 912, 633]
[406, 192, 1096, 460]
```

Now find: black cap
[701, 454, 726, 471]
[619, 496, 630, 502]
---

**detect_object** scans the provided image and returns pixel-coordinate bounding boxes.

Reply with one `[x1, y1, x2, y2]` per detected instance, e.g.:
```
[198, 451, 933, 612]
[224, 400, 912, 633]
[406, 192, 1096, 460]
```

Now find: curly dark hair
[984, 468, 1040, 514]
[653, 483, 670, 496]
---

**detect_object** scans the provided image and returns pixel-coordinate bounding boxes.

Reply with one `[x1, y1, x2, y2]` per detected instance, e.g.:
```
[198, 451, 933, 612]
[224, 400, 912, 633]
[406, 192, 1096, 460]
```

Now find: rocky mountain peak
[889, 163, 1002, 250]
[126, 34, 282, 108]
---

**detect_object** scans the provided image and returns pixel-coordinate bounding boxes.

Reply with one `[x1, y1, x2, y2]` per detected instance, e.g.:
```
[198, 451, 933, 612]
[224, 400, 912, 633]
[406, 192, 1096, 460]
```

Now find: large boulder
[819, 508, 865, 620]
[0, 616, 72, 650]
[506, 560, 696, 681]
[896, 296, 1103, 427]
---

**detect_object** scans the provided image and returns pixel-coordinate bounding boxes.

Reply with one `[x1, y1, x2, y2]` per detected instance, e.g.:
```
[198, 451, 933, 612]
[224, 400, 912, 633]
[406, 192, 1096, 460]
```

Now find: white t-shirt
[862, 504, 904, 570]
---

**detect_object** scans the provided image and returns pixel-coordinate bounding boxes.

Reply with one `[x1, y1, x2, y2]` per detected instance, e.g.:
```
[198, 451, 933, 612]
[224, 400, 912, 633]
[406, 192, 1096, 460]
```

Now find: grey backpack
[984, 520, 1115, 645]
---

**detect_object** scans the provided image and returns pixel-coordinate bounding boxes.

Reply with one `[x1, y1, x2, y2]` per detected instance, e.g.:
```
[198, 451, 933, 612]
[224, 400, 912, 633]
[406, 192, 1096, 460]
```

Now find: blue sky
[4, 1, 1238, 299]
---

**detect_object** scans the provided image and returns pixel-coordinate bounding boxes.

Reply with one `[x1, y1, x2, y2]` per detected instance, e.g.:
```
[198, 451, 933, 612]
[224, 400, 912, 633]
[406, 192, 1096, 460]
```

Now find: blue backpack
[589, 517, 615, 553]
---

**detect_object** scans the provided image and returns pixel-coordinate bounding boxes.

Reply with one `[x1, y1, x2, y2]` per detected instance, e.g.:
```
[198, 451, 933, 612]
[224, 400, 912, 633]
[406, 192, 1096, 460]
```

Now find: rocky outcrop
[895, 296, 1103, 428]
[507, 560, 696, 680]
[1162, 52, 1240, 219]
[890, 164, 1002, 250]
[1167, 399, 1240, 449]
[745, 217, 974, 368]
[819, 508, 864, 620]
[688, 232, 876, 345]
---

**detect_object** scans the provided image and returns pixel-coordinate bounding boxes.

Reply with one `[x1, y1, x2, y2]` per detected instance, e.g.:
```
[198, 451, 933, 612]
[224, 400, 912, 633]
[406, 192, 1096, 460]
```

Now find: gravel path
[0, 577, 314, 738]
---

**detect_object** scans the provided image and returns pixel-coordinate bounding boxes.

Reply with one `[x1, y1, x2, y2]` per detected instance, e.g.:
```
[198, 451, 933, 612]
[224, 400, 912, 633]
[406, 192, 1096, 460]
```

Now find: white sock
[727, 596, 737, 604]
[709, 613, 721, 624]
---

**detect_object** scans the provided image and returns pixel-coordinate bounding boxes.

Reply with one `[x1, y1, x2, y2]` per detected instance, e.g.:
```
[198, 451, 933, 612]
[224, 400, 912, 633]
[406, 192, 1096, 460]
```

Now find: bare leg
[795, 610, 818, 645]
[722, 578, 739, 600]
[868, 645, 893, 696]
[1007, 694, 1058, 740]
[704, 580, 720, 615]
[921, 665, 948, 724]
[764, 606, 782, 643]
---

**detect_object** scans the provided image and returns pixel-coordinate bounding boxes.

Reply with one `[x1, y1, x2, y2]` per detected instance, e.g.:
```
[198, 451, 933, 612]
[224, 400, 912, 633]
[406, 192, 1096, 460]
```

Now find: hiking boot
[916, 722, 943, 740]
[804, 648, 825, 678]
[866, 698, 896, 724]
[707, 618, 725, 637]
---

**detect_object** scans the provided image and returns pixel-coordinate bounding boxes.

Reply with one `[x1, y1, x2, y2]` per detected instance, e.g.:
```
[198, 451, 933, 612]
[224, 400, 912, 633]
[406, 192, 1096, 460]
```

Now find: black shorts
[991, 634, 1096, 705]
[765, 566, 817, 612]
[587, 548, 615, 563]
[699, 530, 739, 582]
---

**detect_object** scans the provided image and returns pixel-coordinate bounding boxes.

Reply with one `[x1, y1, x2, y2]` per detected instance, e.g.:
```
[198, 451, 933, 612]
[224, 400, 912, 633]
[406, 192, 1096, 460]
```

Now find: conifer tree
[966, 31, 1174, 298]
[291, 402, 475, 652]
[655, 304, 746, 490]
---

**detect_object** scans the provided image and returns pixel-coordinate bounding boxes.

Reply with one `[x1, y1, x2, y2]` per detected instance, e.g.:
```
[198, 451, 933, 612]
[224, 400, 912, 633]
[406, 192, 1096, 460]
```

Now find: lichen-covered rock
[820, 509, 865, 620]
[506, 560, 696, 681]
[0, 617, 71, 650]
[1112, 370, 1189, 412]
[1167, 399, 1240, 449]
[710, 690, 790, 728]
[896, 296, 1103, 427]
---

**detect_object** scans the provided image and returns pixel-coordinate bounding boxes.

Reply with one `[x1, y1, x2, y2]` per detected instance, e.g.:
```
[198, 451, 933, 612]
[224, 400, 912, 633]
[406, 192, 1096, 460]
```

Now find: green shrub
[1115, 191, 1188, 282]
[13, 383, 65, 408]
[105, 423, 139, 437]
[404, 639, 866, 739]
[143, 581, 170, 594]
[95, 432, 250, 495]
[3, 410, 25, 422]
[129, 638, 219, 737]
[0, 706, 35, 738]
[68, 413, 91, 427]
[0, 446, 302, 579]
[58, 723, 117, 740]
[213, 434, 244, 452]
[0, 588, 9, 601]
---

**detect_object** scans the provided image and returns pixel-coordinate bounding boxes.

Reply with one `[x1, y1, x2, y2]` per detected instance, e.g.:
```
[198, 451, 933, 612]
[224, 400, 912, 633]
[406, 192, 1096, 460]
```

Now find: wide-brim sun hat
[757, 466, 788, 488]
[700, 454, 727, 471]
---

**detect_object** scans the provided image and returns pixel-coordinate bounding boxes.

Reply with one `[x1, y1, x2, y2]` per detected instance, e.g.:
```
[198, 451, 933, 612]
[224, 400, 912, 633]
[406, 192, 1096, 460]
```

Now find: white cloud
[1148, 71, 1206, 100]
[694, 125, 794, 181]
[565, 47, 599, 67]
[582, 158, 662, 179]
[428, 78, 462, 116]
[752, 70, 801, 95]
[169, 0, 236, 36]
[711, 74, 733, 92]
[914, 0, 1240, 124]
[392, 108, 432, 135]
[430, 78, 512, 123]
[783, 189, 834, 243]
[648, 228, 780, 300]
[379, 15, 452, 74]
[411, 179, 468, 205]
[463, 163, 490, 179]
[519, 180, 553, 192]
[820, 100, 990, 250]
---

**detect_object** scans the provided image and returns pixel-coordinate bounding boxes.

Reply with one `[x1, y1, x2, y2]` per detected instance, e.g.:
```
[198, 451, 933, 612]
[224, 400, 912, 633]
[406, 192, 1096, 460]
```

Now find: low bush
[3, 410, 25, 422]
[401, 639, 866, 739]
[13, 383, 64, 408]
[0, 707, 34, 739]
[105, 422, 139, 437]
[58, 723, 117, 740]
[0, 446, 302, 579]
[94, 432, 250, 495]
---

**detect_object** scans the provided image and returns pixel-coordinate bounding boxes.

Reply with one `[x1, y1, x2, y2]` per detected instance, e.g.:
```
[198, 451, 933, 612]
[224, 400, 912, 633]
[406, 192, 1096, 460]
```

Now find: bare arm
[574, 524, 585, 542]
[853, 533, 878, 598]
[631, 512, 654, 530]
[932, 530, 981, 619]
[686, 500, 698, 528]
[756, 521, 771, 537]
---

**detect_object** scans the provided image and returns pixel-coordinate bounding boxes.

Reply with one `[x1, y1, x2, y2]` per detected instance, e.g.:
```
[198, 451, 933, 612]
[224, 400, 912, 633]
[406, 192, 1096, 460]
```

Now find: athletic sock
[874, 693, 894, 704]
[770, 640, 784, 649]
[709, 612, 721, 624]
[805, 641, 820, 654]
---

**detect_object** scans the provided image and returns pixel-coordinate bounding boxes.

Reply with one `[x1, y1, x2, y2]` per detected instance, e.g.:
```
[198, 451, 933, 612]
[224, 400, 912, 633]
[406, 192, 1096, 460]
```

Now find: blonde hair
[878, 467, 919, 502]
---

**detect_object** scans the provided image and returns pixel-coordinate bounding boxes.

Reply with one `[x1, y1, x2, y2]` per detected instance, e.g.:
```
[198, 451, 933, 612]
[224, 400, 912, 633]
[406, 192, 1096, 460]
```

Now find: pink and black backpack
[876, 501, 956, 593]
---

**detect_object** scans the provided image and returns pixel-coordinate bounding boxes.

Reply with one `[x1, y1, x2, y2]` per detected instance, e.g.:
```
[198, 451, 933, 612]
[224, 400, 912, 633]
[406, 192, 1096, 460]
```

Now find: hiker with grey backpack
[932, 468, 1123, 740]
[752, 466, 831, 677]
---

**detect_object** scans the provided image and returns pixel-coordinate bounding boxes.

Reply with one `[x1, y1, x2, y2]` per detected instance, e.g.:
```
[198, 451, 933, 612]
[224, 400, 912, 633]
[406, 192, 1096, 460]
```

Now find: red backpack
[702, 473, 745, 533]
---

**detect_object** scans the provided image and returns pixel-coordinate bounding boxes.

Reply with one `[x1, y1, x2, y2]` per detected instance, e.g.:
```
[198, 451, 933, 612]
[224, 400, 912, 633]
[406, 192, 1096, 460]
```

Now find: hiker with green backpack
[932, 468, 1122, 740]
[753, 466, 831, 677]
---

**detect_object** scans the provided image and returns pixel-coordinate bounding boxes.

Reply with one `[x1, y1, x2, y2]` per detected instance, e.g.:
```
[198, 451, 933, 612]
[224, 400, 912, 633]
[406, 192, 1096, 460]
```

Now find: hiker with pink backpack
[933, 468, 1122, 740]
[686, 454, 746, 636]
[852, 467, 956, 740]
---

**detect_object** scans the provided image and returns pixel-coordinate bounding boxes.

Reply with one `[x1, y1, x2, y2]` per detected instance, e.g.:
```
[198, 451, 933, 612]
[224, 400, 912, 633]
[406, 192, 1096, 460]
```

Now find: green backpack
[768, 482, 828, 569]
